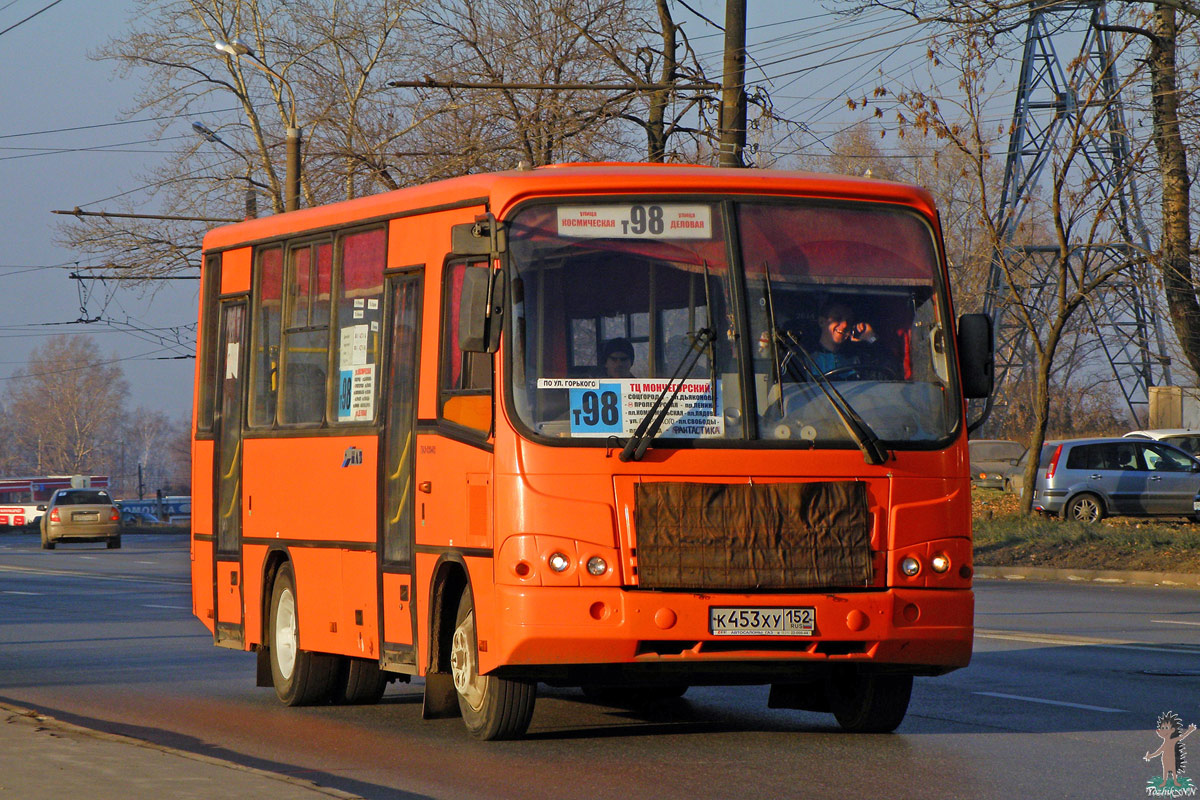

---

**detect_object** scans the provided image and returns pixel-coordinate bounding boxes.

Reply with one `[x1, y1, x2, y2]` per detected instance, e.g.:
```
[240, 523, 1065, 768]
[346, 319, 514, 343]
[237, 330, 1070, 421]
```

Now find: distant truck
[0, 475, 109, 529]
[1148, 386, 1200, 429]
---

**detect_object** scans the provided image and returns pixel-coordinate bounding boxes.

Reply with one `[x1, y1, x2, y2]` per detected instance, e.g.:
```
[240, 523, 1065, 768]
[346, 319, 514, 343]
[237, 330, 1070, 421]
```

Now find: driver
[809, 298, 882, 375]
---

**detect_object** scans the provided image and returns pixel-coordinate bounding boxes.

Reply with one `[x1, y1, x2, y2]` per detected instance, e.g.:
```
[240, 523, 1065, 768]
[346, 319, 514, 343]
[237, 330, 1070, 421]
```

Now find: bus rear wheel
[450, 588, 535, 740]
[333, 657, 389, 705]
[269, 562, 337, 706]
[827, 667, 912, 733]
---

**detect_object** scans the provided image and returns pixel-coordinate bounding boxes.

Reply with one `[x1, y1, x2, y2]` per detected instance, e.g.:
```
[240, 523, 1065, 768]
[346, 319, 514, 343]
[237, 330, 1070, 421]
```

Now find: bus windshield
[507, 198, 957, 448]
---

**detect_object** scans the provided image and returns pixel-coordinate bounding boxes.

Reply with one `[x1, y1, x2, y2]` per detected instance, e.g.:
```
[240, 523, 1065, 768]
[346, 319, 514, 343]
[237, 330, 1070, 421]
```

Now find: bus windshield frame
[504, 195, 961, 451]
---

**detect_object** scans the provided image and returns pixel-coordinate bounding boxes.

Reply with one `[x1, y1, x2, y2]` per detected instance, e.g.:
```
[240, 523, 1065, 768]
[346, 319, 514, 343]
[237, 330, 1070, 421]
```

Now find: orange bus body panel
[219, 246, 252, 295]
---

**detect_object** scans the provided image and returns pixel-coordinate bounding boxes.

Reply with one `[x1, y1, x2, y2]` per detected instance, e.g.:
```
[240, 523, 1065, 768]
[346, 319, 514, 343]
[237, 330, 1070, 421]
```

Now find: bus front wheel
[450, 588, 535, 740]
[827, 667, 912, 733]
[268, 562, 337, 706]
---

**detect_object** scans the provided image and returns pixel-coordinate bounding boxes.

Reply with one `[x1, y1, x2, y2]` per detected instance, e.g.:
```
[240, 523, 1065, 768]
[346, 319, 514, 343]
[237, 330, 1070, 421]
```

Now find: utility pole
[719, 0, 747, 167]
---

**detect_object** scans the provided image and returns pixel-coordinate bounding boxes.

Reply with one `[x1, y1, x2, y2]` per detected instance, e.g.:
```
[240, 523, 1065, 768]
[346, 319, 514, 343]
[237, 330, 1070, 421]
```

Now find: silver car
[38, 488, 121, 549]
[1032, 437, 1200, 522]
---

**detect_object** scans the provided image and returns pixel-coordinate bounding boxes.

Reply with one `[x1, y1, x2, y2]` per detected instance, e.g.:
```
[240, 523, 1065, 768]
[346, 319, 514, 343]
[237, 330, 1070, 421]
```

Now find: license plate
[710, 607, 815, 636]
[72, 512, 98, 522]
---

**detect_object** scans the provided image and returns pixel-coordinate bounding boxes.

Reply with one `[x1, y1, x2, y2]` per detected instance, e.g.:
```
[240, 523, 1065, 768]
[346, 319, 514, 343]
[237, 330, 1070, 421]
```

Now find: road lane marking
[3, 591, 42, 596]
[973, 691, 1125, 713]
[975, 628, 1200, 656]
[1151, 619, 1200, 627]
[143, 604, 189, 610]
[0, 563, 188, 586]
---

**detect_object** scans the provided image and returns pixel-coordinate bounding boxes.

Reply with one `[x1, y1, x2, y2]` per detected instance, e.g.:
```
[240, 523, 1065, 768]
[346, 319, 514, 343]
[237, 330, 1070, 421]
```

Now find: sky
[0, 0, 978, 422]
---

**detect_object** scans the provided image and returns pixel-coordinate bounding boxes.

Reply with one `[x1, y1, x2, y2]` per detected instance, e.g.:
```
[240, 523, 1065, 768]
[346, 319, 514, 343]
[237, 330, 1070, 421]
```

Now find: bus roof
[201, 163, 939, 252]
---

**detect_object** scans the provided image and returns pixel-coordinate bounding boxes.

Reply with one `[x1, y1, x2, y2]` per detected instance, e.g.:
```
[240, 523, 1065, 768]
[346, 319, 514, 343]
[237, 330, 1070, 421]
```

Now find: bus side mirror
[459, 268, 504, 353]
[958, 313, 994, 399]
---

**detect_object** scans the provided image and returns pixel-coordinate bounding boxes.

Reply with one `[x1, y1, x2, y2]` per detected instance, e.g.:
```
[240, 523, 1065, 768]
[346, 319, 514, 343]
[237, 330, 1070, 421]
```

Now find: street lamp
[191, 121, 270, 219]
[214, 37, 302, 212]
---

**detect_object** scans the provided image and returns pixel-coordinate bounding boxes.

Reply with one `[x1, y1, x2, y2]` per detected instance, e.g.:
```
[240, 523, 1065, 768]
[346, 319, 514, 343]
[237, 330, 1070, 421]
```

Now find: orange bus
[191, 164, 993, 740]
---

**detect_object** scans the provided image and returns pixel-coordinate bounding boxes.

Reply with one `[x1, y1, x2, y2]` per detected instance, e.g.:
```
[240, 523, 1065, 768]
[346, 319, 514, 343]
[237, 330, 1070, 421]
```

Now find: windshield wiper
[774, 329, 889, 466]
[619, 327, 716, 462]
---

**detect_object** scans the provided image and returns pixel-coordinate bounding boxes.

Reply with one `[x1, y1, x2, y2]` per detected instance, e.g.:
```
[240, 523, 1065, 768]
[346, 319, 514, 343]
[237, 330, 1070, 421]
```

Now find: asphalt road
[0, 530, 1197, 799]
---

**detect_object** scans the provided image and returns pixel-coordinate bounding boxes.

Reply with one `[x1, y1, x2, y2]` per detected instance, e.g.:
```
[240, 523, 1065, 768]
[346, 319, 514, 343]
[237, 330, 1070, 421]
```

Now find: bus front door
[213, 299, 247, 648]
[379, 273, 422, 671]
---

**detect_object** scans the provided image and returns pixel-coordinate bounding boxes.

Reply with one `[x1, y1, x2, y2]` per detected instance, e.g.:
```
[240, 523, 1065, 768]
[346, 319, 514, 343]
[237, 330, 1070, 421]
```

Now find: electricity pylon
[983, 0, 1171, 427]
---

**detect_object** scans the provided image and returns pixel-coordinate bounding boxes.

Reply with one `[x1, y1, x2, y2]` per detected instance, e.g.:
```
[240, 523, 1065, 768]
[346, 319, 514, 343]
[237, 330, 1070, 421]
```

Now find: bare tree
[847, 0, 1200, 406]
[3, 336, 129, 475]
[58, 0, 696, 279]
[857, 20, 1155, 510]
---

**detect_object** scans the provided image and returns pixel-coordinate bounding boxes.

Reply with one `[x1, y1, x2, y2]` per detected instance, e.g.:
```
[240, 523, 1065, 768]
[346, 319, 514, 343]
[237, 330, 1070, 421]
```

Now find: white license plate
[72, 512, 98, 522]
[710, 606, 815, 636]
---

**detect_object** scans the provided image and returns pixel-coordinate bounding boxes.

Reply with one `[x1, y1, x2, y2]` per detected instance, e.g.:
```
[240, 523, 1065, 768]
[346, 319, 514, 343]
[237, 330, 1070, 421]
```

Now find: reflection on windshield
[506, 199, 957, 447]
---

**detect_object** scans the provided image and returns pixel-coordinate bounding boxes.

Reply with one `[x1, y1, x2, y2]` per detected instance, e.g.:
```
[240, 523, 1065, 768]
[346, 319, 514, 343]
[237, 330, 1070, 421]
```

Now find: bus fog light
[900, 556, 921, 577]
[930, 554, 950, 573]
[548, 552, 570, 573]
[586, 556, 607, 576]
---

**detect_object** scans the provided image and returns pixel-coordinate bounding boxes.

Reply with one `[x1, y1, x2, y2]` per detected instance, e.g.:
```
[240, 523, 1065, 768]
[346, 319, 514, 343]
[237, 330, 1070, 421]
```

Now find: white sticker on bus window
[354, 298, 365, 308]
[541, 378, 723, 438]
[367, 299, 379, 310]
[225, 343, 239, 379]
[337, 364, 376, 422]
[556, 205, 713, 239]
[340, 324, 369, 367]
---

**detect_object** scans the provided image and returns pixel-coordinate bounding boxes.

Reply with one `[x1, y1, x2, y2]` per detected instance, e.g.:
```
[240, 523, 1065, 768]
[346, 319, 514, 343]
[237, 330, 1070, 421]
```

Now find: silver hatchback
[1032, 437, 1200, 522]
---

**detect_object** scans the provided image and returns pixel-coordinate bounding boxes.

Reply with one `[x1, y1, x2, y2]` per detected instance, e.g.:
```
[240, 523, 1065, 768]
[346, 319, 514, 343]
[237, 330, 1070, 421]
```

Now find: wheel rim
[451, 609, 485, 711]
[274, 586, 298, 680]
[1072, 498, 1100, 522]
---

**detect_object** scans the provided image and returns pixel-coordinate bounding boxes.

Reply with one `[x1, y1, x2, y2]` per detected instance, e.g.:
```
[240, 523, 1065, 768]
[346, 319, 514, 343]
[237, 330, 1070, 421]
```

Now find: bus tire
[827, 668, 911, 733]
[451, 588, 535, 740]
[333, 657, 389, 705]
[269, 562, 337, 706]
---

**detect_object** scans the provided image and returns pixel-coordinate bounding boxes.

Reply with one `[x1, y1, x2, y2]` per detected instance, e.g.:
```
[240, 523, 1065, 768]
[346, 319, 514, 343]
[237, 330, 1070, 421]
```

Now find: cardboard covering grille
[633, 481, 872, 590]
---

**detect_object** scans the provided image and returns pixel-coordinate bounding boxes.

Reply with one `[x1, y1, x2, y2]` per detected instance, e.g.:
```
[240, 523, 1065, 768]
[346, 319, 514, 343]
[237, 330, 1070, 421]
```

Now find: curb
[976, 565, 1200, 589]
[0, 701, 364, 799]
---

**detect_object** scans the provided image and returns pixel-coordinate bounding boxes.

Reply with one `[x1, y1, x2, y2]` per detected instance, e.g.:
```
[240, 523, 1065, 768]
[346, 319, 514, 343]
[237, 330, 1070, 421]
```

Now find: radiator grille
[633, 481, 872, 590]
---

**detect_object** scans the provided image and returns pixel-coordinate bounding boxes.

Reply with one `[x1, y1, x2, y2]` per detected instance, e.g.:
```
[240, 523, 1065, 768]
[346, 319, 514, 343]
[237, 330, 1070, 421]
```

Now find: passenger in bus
[599, 338, 635, 378]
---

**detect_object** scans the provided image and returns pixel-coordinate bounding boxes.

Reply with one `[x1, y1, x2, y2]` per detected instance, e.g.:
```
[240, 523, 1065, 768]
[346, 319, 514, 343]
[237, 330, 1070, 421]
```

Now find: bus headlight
[930, 554, 951, 573]
[586, 556, 607, 576]
[900, 556, 921, 577]
[548, 552, 570, 573]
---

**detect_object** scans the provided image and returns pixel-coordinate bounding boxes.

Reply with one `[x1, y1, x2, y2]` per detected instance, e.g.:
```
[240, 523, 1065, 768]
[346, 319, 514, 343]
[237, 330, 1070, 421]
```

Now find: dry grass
[971, 488, 1200, 573]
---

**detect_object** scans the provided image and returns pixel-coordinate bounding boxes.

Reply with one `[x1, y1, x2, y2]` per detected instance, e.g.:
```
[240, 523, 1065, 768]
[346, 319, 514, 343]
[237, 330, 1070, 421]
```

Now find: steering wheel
[822, 364, 899, 381]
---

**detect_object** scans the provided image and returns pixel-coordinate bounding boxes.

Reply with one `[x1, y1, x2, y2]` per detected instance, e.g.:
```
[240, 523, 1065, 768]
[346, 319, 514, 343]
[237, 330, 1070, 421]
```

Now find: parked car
[1124, 429, 1200, 457]
[1001, 443, 1057, 494]
[969, 439, 1027, 490]
[1032, 437, 1200, 523]
[38, 488, 121, 550]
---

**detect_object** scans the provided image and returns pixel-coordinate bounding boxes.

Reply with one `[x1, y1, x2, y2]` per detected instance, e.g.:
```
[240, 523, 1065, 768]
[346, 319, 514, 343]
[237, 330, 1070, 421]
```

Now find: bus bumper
[485, 585, 972, 681]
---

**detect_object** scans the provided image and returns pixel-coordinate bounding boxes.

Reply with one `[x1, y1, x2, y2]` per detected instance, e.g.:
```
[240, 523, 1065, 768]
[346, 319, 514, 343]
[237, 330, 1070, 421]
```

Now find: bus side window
[441, 260, 493, 433]
[279, 240, 332, 425]
[250, 245, 283, 427]
[196, 253, 222, 432]
[332, 227, 385, 425]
